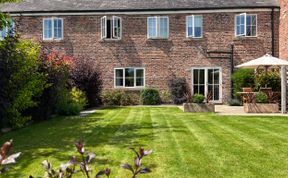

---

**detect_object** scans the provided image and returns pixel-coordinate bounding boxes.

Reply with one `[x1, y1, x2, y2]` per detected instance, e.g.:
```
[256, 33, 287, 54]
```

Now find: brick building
[280, 0, 288, 59]
[0, 0, 280, 103]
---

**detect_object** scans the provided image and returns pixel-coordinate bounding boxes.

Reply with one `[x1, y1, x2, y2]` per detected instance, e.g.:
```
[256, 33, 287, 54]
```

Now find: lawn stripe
[204, 117, 264, 149]
[150, 107, 189, 178]
[225, 116, 288, 141]
[182, 113, 256, 177]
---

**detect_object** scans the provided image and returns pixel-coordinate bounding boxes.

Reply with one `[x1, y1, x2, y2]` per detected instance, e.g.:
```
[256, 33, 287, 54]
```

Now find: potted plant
[183, 94, 215, 113]
[244, 92, 279, 113]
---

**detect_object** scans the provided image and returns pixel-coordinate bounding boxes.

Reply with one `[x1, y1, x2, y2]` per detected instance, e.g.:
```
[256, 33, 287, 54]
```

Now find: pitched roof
[0, 0, 280, 13]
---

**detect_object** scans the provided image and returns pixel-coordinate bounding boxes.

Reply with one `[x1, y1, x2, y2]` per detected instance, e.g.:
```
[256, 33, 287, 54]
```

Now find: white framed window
[43, 18, 63, 41]
[235, 13, 257, 37]
[191, 67, 222, 103]
[147, 16, 169, 39]
[114, 68, 145, 88]
[186, 15, 203, 38]
[101, 16, 122, 40]
[0, 21, 15, 40]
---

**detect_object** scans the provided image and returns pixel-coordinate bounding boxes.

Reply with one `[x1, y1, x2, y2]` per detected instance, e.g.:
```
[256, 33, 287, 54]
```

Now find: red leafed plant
[30, 141, 153, 178]
[0, 140, 21, 174]
[43, 50, 73, 69]
[121, 147, 153, 178]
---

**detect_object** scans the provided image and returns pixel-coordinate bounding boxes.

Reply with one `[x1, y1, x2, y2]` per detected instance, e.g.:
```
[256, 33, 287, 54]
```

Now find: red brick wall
[280, 0, 288, 59]
[15, 11, 279, 103]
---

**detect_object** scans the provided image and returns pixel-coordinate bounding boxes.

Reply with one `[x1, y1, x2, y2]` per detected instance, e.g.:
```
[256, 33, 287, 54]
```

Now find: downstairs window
[114, 68, 145, 88]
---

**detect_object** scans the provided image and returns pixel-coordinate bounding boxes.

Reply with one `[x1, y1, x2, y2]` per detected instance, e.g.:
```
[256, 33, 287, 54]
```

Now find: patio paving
[215, 105, 288, 116]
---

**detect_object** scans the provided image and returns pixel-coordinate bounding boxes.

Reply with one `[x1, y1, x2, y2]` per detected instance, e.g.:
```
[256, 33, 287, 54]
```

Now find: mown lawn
[1, 107, 288, 177]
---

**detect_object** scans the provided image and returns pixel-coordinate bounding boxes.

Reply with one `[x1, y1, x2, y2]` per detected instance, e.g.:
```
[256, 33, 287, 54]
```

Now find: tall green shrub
[31, 50, 73, 120]
[0, 37, 47, 128]
[231, 69, 255, 93]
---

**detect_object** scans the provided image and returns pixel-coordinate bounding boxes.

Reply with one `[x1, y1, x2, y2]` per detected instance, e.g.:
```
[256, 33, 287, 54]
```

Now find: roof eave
[1, 5, 280, 14]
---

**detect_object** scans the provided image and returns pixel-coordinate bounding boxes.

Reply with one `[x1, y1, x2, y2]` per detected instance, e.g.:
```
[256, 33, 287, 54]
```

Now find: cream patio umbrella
[236, 54, 288, 114]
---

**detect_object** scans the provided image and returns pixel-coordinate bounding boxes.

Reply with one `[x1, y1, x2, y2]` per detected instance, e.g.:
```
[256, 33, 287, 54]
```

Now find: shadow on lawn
[0, 107, 180, 177]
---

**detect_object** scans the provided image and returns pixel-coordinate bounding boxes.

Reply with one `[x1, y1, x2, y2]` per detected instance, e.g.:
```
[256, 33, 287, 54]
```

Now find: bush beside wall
[168, 77, 188, 104]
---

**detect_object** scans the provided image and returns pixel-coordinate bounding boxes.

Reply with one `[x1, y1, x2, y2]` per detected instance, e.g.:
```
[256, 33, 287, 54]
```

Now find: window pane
[208, 69, 213, 84]
[54, 19, 62, 39]
[125, 68, 135, 87]
[148, 17, 157, 38]
[136, 69, 144, 78]
[187, 16, 193, 27]
[214, 85, 220, 100]
[107, 19, 112, 38]
[187, 16, 193, 36]
[199, 85, 205, 95]
[115, 69, 123, 87]
[193, 86, 199, 94]
[214, 69, 220, 84]
[246, 25, 252, 36]
[44, 19, 52, 39]
[116, 69, 123, 78]
[199, 69, 205, 84]
[193, 70, 199, 84]
[252, 15, 257, 26]
[136, 78, 144, 86]
[194, 27, 202, 37]
[136, 69, 144, 87]
[194, 16, 202, 27]
[113, 17, 121, 38]
[251, 26, 256, 36]
[246, 15, 251, 26]
[159, 17, 168, 38]
[116, 78, 123, 86]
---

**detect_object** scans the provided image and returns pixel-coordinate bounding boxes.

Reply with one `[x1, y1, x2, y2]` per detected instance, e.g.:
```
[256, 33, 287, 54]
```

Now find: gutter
[2, 6, 280, 15]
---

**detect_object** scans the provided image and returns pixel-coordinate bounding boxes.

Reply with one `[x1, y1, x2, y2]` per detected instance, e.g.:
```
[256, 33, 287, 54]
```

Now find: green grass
[1, 107, 288, 177]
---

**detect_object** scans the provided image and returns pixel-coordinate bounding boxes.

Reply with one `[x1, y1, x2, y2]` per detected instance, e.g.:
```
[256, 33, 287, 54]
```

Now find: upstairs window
[147, 16, 169, 39]
[235, 13, 257, 37]
[101, 16, 122, 40]
[43, 18, 63, 41]
[186, 15, 203, 38]
[0, 21, 15, 40]
[114, 68, 145, 88]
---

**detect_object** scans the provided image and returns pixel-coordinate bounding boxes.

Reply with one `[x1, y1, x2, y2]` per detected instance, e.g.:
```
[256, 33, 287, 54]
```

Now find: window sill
[100, 38, 122, 42]
[147, 37, 169, 40]
[42, 39, 64, 42]
[234, 36, 258, 40]
[114, 87, 145, 90]
[184, 38, 204, 42]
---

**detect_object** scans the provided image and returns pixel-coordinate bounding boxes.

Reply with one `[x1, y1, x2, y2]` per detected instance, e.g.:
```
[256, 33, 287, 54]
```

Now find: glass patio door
[192, 68, 222, 103]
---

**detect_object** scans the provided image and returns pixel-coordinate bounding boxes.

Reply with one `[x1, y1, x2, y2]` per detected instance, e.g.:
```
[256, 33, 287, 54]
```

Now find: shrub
[256, 92, 268, 103]
[228, 98, 242, 106]
[0, 36, 47, 128]
[71, 56, 103, 107]
[101, 90, 140, 106]
[56, 88, 87, 116]
[101, 90, 122, 106]
[231, 69, 255, 93]
[30, 49, 73, 120]
[192, 94, 205, 103]
[255, 72, 281, 91]
[160, 90, 172, 104]
[140, 88, 161, 105]
[168, 77, 188, 104]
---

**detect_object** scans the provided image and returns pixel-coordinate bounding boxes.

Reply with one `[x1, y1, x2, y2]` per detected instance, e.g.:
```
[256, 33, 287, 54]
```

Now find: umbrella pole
[281, 66, 287, 114]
